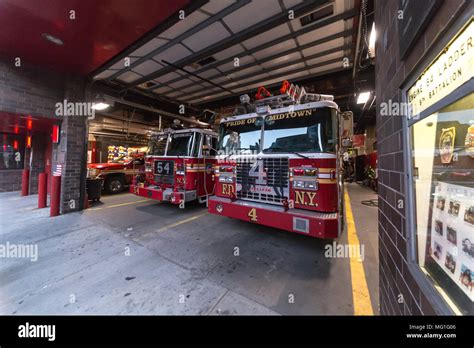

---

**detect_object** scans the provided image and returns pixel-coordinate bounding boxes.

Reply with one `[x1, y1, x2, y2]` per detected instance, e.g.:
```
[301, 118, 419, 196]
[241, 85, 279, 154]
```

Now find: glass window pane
[412, 93, 474, 314]
[263, 107, 336, 153]
[0, 133, 25, 170]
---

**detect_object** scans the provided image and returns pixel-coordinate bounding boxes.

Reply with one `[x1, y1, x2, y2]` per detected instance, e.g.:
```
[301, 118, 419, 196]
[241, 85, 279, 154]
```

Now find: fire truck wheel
[105, 176, 124, 194]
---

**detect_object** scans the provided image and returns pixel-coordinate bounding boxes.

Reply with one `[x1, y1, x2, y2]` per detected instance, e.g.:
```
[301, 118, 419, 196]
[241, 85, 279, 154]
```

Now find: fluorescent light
[369, 22, 376, 57]
[41, 33, 64, 46]
[357, 92, 370, 104]
[91, 102, 110, 110]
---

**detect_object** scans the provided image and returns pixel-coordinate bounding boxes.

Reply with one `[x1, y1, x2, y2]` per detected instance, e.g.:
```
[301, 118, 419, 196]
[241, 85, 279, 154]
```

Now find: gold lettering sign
[408, 20, 474, 117]
[267, 109, 314, 122]
[222, 183, 234, 196]
[295, 190, 317, 206]
[225, 117, 257, 127]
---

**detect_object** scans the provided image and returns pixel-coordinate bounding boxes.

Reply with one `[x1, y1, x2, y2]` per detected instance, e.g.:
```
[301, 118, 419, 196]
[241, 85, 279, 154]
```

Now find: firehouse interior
[1, 0, 472, 317]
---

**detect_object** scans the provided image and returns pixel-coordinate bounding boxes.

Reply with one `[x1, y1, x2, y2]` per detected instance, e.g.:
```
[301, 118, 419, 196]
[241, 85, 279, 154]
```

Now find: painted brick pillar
[56, 76, 88, 214]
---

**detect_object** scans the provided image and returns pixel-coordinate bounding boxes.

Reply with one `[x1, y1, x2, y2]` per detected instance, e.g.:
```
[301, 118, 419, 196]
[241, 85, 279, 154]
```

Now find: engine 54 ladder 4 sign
[407, 19, 474, 118]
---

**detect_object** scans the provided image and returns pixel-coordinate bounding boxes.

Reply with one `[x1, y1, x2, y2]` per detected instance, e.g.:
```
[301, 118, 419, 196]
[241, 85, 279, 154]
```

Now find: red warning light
[26, 119, 33, 130]
[52, 124, 60, 143]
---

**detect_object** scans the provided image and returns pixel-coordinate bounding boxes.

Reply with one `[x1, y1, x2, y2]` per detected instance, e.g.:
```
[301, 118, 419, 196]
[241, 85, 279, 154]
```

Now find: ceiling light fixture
[41, 33, 64, 46]
[91, 95, 113, 110]
[91, 102, 110, 111]
[357, 92, 371, 104]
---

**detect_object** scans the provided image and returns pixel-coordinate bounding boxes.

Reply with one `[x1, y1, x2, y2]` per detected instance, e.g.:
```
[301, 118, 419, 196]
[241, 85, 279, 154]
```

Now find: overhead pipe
[105, 96, 209, 127]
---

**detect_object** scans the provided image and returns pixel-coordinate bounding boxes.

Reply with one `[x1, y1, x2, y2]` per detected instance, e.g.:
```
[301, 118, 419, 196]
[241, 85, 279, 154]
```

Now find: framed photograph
[436, 196, 446, 211]
[435, 219, 444, 235]
[459, 264, 473, 293]
[464, 206, 474, 225]
[462, 238, 474, 258]
[448, 200, 461, 217]
[433, 241, 443, 260]
[445, 252, 456, 274]
[447, 226, 457, 245]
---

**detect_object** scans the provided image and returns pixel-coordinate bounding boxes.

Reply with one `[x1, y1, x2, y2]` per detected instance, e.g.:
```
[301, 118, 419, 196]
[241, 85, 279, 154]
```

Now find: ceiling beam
[190, 62, 353, 105]
[106, 0, 251, 82]
[196, 66, 353, 106]
[158, 29, 355, 97]
[145, 8, 358, 92]
[124, 0, 331, 89]
[106, 96, 209, 127]
[89, 0, 209, 78]
[177, 42, 355, 101]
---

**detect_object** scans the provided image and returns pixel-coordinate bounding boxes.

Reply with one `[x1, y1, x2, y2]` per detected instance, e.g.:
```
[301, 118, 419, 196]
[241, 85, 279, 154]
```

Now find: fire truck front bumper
[208, 196, 339, 239]
[130, 184, 196, 204]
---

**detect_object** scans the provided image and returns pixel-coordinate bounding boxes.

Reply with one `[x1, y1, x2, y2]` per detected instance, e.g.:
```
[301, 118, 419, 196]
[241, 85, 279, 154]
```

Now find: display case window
[411, 93, 474, 314]
[0, 133, 25, 170]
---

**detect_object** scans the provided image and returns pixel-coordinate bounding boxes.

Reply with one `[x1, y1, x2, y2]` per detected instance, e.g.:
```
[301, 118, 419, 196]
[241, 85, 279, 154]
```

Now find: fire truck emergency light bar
[251, 80, 334, 114]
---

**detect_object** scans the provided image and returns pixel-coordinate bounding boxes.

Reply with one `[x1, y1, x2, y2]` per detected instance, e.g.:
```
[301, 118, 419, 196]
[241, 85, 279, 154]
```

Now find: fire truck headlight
[145, 163, 153, 172]
[219, 175, 234, 183]
[294, 180, 304, 188]
[304, 181, 318, 190]
[216, 203, 223, 213]
[176, 170, 185, 175]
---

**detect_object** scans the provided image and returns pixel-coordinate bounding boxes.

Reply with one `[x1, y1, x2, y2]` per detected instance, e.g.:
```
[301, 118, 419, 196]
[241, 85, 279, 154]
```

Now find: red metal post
[38, 172, 47, 208]
[21, 169, 29, 196]
[50, 175, 61, 217]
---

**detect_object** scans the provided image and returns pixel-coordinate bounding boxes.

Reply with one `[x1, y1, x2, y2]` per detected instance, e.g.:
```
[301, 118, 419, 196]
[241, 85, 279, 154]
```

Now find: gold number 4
[248, 208, 258, 222]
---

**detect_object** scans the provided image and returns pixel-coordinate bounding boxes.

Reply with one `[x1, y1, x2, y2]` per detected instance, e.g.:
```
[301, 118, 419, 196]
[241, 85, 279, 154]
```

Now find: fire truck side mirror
[339, 111, 353, 149]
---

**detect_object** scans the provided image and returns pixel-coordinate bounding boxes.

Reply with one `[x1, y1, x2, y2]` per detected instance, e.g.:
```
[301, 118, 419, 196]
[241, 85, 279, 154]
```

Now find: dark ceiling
[0, 0, 190, 74]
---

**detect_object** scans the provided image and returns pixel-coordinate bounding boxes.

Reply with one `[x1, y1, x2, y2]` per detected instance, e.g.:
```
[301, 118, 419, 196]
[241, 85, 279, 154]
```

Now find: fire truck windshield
[167, 133, 194, 156]
[263, 107, 336, 154]
[148, 135, 167, 156]
[218, 117, 262, 154]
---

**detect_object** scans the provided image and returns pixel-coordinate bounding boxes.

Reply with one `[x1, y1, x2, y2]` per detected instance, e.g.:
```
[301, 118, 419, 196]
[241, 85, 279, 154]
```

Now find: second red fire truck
[131, 127, 218, 208]
[208, 82, 352, 239]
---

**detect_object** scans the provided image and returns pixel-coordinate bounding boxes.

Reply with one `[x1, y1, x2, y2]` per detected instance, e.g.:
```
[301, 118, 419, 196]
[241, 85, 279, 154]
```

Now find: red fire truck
[208, 81, 352, 239]
[130, 127, 218, 208]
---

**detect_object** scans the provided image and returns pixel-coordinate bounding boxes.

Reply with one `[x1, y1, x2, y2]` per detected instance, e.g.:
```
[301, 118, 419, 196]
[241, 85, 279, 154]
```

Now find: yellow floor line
[155, 212, 207, 233]
[88, 199, 150, 211]
[344, 189, 374, 315]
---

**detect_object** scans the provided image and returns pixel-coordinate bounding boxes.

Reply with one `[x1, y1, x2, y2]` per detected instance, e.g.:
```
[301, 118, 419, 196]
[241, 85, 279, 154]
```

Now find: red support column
[38, 172, 47, 208]
[21, 169, 29, 196]
[50, 175, 61, 217]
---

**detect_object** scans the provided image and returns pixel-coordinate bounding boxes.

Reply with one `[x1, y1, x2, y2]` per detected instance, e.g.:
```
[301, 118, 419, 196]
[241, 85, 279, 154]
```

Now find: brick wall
[0, 56, 64, 116]
[375, 0, 468, 315]
[0, 56, 62, 193]
[0, 170, 22, 192]
[0, 55, 88, 213]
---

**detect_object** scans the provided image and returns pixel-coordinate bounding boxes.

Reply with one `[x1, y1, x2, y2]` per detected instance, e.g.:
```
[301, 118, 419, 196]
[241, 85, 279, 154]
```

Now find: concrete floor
[0, 183, 378, 315]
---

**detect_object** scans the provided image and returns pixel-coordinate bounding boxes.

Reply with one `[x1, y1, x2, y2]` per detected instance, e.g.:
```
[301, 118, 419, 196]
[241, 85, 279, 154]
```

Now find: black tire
[105, 176, 124, 194]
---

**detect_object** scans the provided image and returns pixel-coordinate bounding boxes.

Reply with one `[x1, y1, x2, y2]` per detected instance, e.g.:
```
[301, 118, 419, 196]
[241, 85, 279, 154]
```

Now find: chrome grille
[236, 157, 289, 205]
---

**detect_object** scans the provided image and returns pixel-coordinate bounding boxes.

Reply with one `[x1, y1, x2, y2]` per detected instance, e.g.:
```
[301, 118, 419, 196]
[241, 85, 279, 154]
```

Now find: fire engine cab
[131, 127, 218, 208]
[208, 81, 353, 239]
